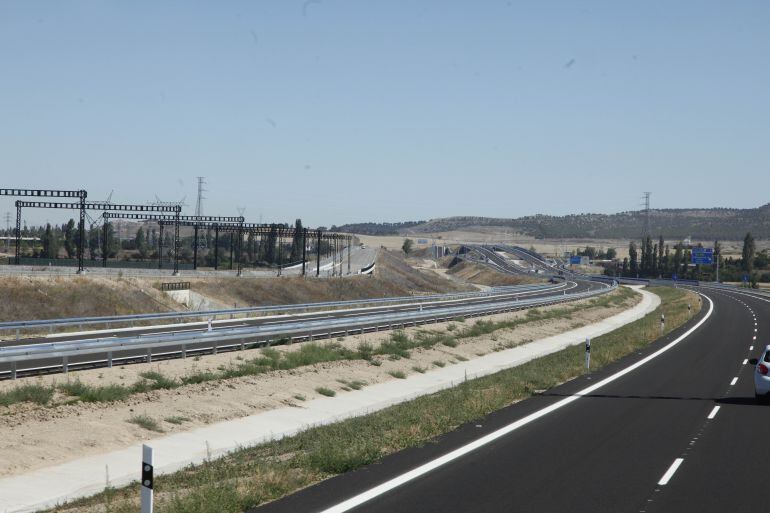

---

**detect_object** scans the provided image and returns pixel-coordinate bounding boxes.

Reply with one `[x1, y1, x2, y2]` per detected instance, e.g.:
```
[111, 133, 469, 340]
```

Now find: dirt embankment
[0, 251, 471, 321]
[190, 250, 474, 307]
[445, 259, 541, 287]
[0, 276, 175, 322]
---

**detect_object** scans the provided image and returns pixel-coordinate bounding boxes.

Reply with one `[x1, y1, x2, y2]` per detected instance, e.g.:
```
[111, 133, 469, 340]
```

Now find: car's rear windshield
[764, 351, 770, 363]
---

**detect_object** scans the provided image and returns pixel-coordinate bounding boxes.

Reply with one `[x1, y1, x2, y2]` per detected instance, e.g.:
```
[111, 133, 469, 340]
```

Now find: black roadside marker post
[585, 337, 591, 371]
[141, 444, 154, 513]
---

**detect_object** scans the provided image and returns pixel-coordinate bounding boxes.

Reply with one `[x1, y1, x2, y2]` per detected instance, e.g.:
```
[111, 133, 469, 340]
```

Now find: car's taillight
[759, 364, 769, 375]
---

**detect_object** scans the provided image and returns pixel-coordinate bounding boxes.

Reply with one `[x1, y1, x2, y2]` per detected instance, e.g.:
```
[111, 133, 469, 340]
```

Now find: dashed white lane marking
[750, 346, 754, 351]
[743, 359, 748, 365]
[707, 406, 721, 419]
[730, 377, 739, 386]
[316, 294, 716, 513]
[658, 458, 684, 486]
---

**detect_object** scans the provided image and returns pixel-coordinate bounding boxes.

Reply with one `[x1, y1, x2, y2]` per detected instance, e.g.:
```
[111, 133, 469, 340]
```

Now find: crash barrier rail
[360, 262, 375, 275]
[0, 282, 567, 338]
[0, 281, 614, 377]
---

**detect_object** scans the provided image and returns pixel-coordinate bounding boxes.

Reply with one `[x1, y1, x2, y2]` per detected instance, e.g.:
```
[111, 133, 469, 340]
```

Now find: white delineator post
[141, 444, 154, 513]
[585, 337, 591, 370]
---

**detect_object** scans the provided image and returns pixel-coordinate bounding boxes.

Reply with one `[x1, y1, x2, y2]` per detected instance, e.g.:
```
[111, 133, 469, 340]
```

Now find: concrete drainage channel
[0, 282, 614, 379]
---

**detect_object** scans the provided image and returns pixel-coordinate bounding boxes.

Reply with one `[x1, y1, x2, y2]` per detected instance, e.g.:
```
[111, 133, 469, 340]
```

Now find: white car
[753, 345, 770, 401]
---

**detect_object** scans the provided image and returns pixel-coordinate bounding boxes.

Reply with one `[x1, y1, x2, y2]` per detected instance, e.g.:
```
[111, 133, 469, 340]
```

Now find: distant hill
[333, 204, 770, 240]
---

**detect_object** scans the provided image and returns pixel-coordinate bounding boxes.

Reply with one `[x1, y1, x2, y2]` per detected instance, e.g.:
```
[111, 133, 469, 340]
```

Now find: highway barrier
[0, 282, 566, 339]
[0, 281, 614, 378]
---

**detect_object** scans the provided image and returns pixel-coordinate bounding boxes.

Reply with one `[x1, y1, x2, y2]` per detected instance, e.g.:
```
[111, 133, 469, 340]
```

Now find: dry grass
[190, 250, 472, 307]
[446, 259, 540, 286]
[0, 276, 171, 322]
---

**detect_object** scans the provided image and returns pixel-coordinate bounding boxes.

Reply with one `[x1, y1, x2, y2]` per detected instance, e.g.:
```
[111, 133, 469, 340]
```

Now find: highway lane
[639, 288, 768, 512]
[254, 286, 764, 513]
[0, 280, 600, 377]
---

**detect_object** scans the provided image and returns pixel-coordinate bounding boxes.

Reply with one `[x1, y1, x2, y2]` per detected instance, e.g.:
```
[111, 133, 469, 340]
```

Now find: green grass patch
[0, 383, 54, 406]
[315, 386, 336, 397]
[388, 370, 407, 379]
[127, 415, 164, 432]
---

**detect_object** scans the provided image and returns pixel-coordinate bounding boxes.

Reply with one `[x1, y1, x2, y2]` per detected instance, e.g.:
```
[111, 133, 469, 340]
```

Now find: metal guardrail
[0, 281, 614, 376]
[0, 282, 565, 337]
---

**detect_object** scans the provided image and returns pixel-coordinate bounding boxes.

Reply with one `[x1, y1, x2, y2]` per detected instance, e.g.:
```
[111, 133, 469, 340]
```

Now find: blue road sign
[570, 256, 582, 265]
[672, 273, 678, 281]
[691, 247, 713, 265]
[743, 274, 749, 283]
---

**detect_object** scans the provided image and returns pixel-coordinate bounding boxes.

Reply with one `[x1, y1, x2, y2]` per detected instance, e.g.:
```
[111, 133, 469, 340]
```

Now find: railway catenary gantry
[0, 189, 89, 272]
[13, 200, 181, 273]
[157, 220, 352, 276]
[102, 213, 245, 270]
[3, 186, 347, 276]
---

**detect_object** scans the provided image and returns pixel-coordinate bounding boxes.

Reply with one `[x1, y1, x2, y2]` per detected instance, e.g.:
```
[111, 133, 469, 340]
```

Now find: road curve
[253, 285, 765, 513]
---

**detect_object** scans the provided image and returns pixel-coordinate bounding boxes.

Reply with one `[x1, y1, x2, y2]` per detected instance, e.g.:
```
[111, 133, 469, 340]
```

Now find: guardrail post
[181, 344, 187, 359]
[146, 348, 152, 363]
[107, 351, 113, 368]
[11, 362, 17, 380]
[212, 342, 218, 355]
[62, 356, 69, 373]
[15, 329, 19, 341]
[240, 339, 245, 351]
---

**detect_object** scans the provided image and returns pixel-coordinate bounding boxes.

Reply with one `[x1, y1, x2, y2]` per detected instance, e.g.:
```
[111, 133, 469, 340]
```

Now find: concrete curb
[0, 286, 659, 513]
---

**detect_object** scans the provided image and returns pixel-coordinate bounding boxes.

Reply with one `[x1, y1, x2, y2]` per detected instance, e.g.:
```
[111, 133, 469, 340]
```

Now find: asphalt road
[0, 280, 599, 377]
[254, 286, 767, 513]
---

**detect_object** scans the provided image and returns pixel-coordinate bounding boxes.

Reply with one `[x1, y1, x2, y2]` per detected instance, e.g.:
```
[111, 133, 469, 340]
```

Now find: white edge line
[707, 405, 720, 419]
[318, 293, 715, 513]
[658, 458, 684, 485]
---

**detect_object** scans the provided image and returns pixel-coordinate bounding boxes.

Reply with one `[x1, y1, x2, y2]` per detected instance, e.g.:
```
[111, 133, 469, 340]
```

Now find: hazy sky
[1, 1, 769, 228]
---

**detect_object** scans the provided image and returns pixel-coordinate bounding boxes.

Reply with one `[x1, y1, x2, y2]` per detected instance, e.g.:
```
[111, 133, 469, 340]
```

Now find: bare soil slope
[190, 250, 473, 307]
[446, 259, 541, 286]
[0, 277, 174, 322]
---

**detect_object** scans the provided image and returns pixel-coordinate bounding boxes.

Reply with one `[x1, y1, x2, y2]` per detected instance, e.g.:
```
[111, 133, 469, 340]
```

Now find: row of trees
[608, 232, 767, 284]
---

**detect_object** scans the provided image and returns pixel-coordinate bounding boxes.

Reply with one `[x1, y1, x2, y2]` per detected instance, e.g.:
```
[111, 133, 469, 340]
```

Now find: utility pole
[642, 192, 651, 237]
[195, 177, 206, 217]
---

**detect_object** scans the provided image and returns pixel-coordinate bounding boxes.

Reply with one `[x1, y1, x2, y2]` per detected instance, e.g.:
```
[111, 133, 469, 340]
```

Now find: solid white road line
[730, 377, 738, 386]
[316, 293, 715, 513]
[707, 406, 720, 420]
[658, 458, 684, 486]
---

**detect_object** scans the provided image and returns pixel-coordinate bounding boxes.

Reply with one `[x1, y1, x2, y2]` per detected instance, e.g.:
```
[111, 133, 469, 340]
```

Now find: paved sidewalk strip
[0, 287, 658, 513]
